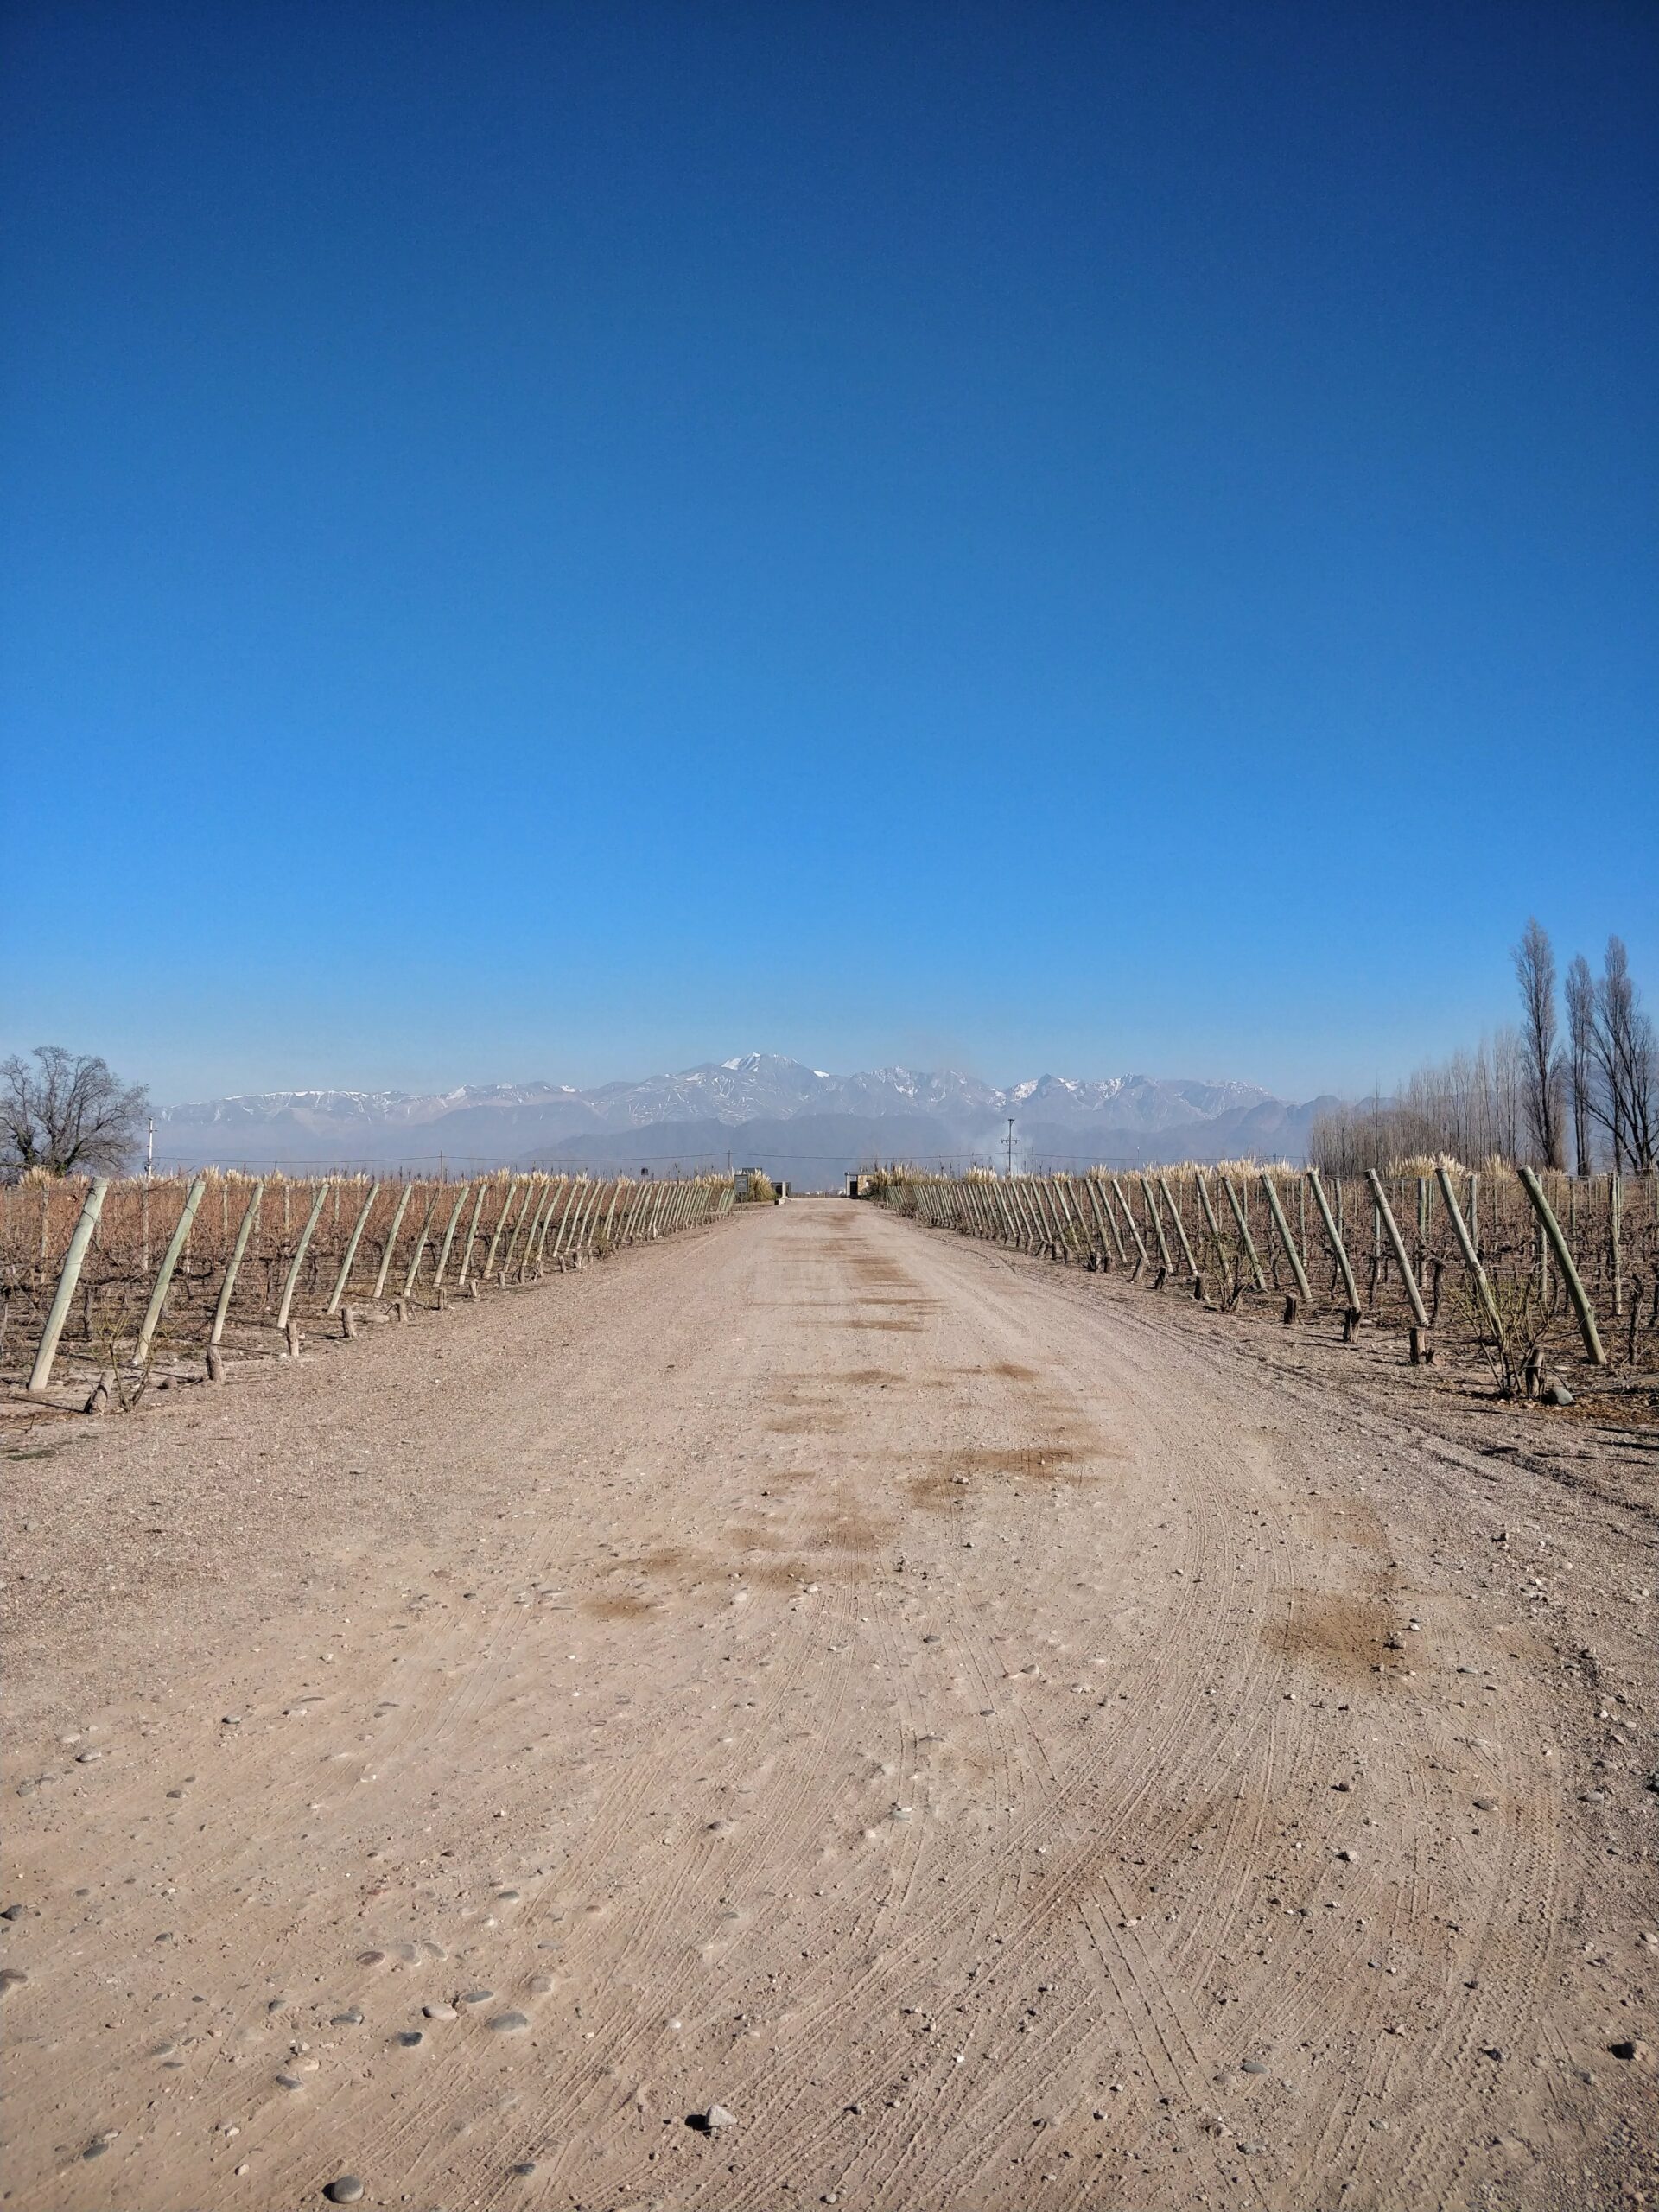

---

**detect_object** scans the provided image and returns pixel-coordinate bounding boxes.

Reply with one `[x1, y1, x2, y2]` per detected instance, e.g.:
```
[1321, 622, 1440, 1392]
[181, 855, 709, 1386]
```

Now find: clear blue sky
[3, 1, 1655, 1105]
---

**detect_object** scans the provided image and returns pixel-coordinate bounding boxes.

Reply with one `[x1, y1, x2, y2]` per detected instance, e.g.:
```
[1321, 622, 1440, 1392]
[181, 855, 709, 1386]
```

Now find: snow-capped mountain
[157, 1056, 1333, 1182]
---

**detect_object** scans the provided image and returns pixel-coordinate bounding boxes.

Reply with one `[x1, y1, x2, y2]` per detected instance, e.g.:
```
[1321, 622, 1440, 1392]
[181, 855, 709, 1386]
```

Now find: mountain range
[156, 1054, 1335, 1187]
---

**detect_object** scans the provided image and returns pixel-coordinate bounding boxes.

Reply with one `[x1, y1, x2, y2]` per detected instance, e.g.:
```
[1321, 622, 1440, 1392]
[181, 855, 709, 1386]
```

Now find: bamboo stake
[133, 1173, 207, 1367]
[28, 1178, 109, 1394]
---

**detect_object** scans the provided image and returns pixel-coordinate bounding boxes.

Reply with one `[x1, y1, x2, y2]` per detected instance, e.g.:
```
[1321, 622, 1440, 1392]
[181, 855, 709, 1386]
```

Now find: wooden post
[399, 1187, 441, 1300]
[1260, 1173, 1313, 1304]
[1138, 1175, 1177, 1275]
[209, 1179, 266, 1349]
[276, 1183, 331, 1334]
[1157, 1174, 1200, 1278]
[133, 1173, 207, 1368]
[326, 1181, 382, 1314]
[1518, 1166, 1606, 1367]
[500, 1178, 540, 1277]
[1220, 1174, 1267, 1290]
[1364, 1170, 1430, 1332]
[1306, 1169, 1360, 1319]
[1433, 1165, 1503, 1341]
[480, 1176, 523, 1280]
[456, 1179, 489, 1287]
[514, 1182, 553, 1278]
[1086, 1176, 1128, 1267]
[1193, 1173, 1231, 1287]
[27, 1178, 110, 1395]
[1611, 1173, 1624, 1319]
[1109, 1178, 1152, 1272]
[371, 1183, 416, 1302]
[432, 1181, 472, 1293]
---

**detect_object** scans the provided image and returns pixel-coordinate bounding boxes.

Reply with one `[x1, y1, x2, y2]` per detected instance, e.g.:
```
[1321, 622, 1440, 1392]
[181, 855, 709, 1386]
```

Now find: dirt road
[4, 1200, 1656, 2209]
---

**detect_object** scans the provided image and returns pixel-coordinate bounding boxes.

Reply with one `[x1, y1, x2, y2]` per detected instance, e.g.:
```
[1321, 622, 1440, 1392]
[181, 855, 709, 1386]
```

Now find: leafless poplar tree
[1513, 916, 1564, 1166]
[1588, 938, 1656, 1173]
[1564, 954, 1596, 1173]
[0, 1046, 149, 1179]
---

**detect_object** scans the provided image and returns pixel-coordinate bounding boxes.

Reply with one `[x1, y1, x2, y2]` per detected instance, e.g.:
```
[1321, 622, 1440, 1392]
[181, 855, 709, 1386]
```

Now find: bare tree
[1587, 938, 1656, 1173]
[0, 1046, 148, 1179]
[1513, 917, 1564, 1166]
[1564, 953, 1596, 1172]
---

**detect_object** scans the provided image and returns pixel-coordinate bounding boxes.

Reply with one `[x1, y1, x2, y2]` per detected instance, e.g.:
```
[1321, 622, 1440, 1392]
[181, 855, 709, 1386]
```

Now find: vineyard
[2, 1168, 734, 1407]
[874, 1161, 1659, 1396]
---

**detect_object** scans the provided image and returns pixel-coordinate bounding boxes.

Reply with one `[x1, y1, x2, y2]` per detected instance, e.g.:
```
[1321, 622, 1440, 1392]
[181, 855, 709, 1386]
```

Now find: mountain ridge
[157, 1055, 1335, 1184]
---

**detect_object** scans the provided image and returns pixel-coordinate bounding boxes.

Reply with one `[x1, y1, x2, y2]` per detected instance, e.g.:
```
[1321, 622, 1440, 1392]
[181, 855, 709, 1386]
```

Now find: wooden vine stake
[28, 1177, 110, 1395]
[1517, 1166, 1606, 1368]
[1364, 1169, 1431, 1359]
[133, 1173, 207, 1369]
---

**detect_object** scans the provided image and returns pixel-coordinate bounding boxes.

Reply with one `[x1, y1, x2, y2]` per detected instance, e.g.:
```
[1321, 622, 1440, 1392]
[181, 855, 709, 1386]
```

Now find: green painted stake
[210, 1179, 266, 1347]
[1364, 1170, 1430, 1332]
[133, 1173, 207, 1367]
[276, 1183, 331, 1334]
[371, 1183, 415, 1301]
[1306, 1169, 1360, 1314]
[1260, 1173, 1312, 1304]
[1433, 1165, 1503, 1341]
[28, 1177, 109, 1394]
[1518, 1166, 1606, 1366]
[1220, 1174, 1266, 1290]
[326, 1181, 382, 1313]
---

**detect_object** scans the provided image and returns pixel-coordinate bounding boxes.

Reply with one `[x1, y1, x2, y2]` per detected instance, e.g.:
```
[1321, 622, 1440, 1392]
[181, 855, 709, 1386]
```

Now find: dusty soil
[3, 1200, 1656, 2210]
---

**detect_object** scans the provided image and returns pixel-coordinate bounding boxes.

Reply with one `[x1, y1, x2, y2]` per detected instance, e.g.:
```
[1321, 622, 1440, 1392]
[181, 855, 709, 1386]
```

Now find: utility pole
[147, 1118, 155, 1180]
[1003, 1118, 1016, 1177]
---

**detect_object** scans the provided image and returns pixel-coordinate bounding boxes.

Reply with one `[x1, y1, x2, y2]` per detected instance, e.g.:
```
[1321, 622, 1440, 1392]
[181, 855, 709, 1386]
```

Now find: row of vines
[3, 1169, 734, 1406]
[874, 1164, 1658, 1397]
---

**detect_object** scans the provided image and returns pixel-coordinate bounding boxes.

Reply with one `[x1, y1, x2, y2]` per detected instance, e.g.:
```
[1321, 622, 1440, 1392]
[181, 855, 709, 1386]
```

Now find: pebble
[276, 2073, 304, 2091]
[487, 2012, 530, 2035]
[330, 2010, 365, 2027]
[0, 1970, 29, 1997]
[1241, 2059, 1268, 2075]
[423, 2004, 457, 2020]
[76, 1749, 105, 1763]
[509, 2162, 537, 2177]
[0, 1904, 29, 1921]
[1611, 2039, 1649, 2063]
[496, 1889, 521, 1903]
[696, 2103, 739, 2131]
[458, 1988, 494, 2005]
[324, 2180, 365, 2205]
[356, 1949, 385, 1967]
[395, 2031, 423, 2048]
[1474, 1797, 1498, 1814]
